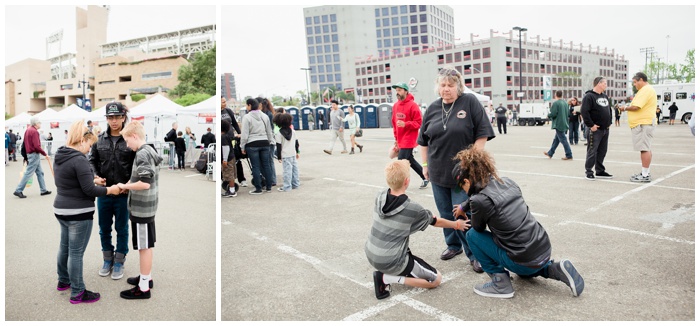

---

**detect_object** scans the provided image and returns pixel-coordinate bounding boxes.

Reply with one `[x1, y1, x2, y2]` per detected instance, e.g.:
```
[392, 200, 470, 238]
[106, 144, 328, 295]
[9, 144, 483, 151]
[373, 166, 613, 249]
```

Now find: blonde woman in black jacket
[54, 120, 121, 304]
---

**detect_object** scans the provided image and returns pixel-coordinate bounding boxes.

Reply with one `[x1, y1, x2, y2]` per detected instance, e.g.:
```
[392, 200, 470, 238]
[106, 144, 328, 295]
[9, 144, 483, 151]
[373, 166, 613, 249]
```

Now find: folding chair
[205, 143, 216, 181]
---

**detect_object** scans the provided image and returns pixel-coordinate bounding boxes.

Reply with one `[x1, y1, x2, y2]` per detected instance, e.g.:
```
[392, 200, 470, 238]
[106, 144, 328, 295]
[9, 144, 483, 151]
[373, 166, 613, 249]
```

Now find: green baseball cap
[392, 82, 409, 91]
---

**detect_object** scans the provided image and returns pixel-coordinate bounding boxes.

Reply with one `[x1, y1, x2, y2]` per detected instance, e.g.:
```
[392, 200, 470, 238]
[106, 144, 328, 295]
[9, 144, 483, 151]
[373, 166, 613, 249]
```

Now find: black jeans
[568, 120, 580, 144]
[398, 148, 425, 180]
[497, 117, 508, 134]
[585, 128, 609, 175]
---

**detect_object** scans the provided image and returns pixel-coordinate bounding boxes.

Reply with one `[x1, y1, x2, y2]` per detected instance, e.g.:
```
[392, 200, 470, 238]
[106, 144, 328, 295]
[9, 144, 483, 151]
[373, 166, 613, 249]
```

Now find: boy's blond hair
[385, 160, 410, 190]
[120, 121, 146, 140]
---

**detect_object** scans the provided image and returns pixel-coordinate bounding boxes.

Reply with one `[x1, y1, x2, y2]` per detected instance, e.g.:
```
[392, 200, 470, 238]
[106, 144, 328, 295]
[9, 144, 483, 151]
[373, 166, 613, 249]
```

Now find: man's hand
[591, 124, 599, 132]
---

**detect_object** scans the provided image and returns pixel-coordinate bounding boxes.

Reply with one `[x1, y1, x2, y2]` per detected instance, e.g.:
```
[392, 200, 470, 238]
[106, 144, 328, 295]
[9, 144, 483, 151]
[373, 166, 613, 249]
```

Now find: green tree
[170, 46, 216, 97]
[5, 112, 12, 120]
[679, 49, 695, 82]
[173, 93, 211, 106]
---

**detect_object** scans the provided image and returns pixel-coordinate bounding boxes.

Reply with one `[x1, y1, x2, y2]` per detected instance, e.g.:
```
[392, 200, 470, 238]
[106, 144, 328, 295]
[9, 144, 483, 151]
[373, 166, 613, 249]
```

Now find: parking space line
[529, 146, 692, 156]
[559, 221, 694, 245]
[499, 154, 690, 168]
[237, 227, 464, 321]
[585, 164, 695, 213]
[499, 169, 694, 192]
[323, 178, 435, 198]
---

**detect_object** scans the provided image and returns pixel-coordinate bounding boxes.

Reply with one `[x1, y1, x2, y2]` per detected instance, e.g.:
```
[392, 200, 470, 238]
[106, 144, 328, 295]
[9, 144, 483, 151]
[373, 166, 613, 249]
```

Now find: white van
[517, 103, 549, 126]
[652, 83, 695, 124]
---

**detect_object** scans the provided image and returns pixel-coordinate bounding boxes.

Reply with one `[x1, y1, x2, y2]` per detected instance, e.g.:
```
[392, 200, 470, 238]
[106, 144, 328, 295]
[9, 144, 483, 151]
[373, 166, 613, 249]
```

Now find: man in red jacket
[13, 116, 52, 198]
[392, 82, 429, 189]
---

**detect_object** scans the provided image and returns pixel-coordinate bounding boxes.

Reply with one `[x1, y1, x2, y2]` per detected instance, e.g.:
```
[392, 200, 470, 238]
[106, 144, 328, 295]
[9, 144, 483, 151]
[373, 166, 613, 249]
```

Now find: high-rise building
[221, 73, 236, 100]
[355, 30, 629, 108]
[303, 5, 454, 98]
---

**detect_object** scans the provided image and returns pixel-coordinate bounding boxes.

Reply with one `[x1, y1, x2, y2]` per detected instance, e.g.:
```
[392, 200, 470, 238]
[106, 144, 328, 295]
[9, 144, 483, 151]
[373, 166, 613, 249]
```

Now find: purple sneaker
[57, 281, 71, 291]
[69, 290, 100, 304]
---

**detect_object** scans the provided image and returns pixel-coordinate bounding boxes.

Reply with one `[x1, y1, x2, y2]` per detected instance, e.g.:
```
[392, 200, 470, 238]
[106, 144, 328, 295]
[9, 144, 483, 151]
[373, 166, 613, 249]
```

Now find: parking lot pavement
[222, 123, 695, 321]
[5, 163, 216, 321]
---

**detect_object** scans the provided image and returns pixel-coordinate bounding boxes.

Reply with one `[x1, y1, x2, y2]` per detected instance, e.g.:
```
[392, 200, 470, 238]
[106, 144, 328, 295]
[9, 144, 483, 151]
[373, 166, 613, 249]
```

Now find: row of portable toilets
[241, 103, 397, 130]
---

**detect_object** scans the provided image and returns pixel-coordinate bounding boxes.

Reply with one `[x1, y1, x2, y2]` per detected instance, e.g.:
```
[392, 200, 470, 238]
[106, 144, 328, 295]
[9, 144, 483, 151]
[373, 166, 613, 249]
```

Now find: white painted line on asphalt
[530, 146, 692, 156]
[585, 164, 696, 213]
[222, 219, 232, 225]
[342, 270, 465, 321]
[532, 212, 548, 218]
[331, 271, 372, 289]
[185, 174, 203, 178]
[401, 298, 461, 321]
[559, 221, 694, 245]
[277, 244, 323, 265]
[323, 178, 435, 197]
[499, 169, 694, 192]
[500, 153, 690, 168]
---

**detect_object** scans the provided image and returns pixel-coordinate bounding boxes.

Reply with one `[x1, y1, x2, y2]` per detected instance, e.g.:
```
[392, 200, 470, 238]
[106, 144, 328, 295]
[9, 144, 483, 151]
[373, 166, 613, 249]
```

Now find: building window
[411, 15, 417, 23]
[307, 27, 313, 35]
[483, 47, 490, 58]
[332, 34, 338, 42]
[401, 16, 408, 24]
[119, 76, 132, 82]
[376, 19, 381, 28]
[98, 80, 116, 85]
[322, 15, 328, 23]
[420, 14, 427, 22]
[483, 62, 491, 73]
[314, 26, 321, 34]
[484, 77, 491, 87]
[99, 98, 115, 102]
[60, 84, 74, 90]
[473, 49, 481, 59]
[421, 35, 428, 44]
[383, 29, 391, 37]
[309, 57, 316, 64]
[331, 25, 337, 33]
[419, 5, 426, 11]
[323, 25, 329, 33]
[420, 25, 427, 33]
[306, 17, 312, 25]
[383, 18, 390, 26]
[323, 35, 330, 43]
[330, 14, 336, 22]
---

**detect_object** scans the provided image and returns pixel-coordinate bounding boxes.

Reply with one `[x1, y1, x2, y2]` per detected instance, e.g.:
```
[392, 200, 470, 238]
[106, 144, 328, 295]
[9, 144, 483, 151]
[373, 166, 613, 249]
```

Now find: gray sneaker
[630, 173, 651, 183]
[419, 179, 430, 189]
[111, 262, 125, 280]
[99, 260, 113, 277]
[548, 259, 584, 297]
[473, 273, 514, 299]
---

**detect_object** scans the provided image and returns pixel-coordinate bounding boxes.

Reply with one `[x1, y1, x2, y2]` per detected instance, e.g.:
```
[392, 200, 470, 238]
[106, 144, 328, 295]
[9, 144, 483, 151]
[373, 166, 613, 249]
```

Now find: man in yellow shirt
[620, 72, 656, 182]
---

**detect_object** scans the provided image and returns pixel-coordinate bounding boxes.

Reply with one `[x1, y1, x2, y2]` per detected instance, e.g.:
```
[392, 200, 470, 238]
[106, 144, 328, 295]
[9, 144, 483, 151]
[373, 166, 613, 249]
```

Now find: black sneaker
[70, 290, 101, 304]
[595, 172, 613, 179]
[585, 173, 595, 181]
[40, 190, 52, 196]
[372, 271, 391, 300]
[419, 179, 430, 189]
[13, 191, 26, 199]
[248, 190, 263, 195]
[127, 276, 153, 289]
[57, 281, 70, 291]
[120, 285, 151, 299]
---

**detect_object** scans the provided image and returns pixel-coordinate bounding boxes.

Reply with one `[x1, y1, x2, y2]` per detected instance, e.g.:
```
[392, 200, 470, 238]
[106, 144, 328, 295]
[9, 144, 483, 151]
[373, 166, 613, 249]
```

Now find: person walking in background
[619, 72, 657, 183]
[318, 111, 325, 130]
[342, 105, 363, 154]
[8, 129, 17, 161]
[323, 100, 348, 155]
[614, 104, 621, 127]
[580, 77, 613, 180]
[568, 98, 581, 145]
[307, 112, 315, 131]
[543, 91, 572, 161]
[174, 131, 186, 171]
[47, 132, 54, 156]
[13, 117, 52, 199]
[391, 82, 428, 189]
[53, 120, 122, 304]
[668, 102, 679, 125]
[494, 103, 508, 135]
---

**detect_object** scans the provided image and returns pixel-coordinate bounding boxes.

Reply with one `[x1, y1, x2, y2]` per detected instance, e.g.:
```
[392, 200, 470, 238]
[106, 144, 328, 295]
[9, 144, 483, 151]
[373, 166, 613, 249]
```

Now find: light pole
[513, 26, 527, 104]
[77, 75, 90, 112]
[300, 67, 312, 105]
[666, 35, 670, 82]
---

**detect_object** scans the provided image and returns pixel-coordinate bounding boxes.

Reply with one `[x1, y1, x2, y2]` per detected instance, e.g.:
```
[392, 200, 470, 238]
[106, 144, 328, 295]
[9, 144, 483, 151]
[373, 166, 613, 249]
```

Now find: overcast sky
[4, 5, 216, 66]
[222, 4, 696, 99]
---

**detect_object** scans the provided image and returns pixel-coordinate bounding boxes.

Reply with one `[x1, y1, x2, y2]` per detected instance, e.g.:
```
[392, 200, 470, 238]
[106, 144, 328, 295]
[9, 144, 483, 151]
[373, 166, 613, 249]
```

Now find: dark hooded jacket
[89, 128, 135, 188]
[53, 146, 108, 220]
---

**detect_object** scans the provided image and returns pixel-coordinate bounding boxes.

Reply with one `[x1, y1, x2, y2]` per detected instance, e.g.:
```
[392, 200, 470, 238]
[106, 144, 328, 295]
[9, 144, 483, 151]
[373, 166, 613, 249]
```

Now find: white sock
[382, 274, 405, 285]
[229, 187, 236, 193]
[642, 167, 650, 177]
[139, 274, 151, 292]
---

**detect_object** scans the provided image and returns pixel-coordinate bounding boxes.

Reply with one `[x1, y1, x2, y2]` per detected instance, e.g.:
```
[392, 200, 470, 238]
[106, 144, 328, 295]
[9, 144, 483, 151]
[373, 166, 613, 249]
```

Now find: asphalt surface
[222, 120, 695, 321]
[4, 160, 216, 321]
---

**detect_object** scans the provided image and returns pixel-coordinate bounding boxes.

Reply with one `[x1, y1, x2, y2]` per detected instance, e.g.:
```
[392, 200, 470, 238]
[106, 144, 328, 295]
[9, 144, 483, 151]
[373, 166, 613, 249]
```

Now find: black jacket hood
[280, 127, 293, 141]
[55, 146, 87, 165]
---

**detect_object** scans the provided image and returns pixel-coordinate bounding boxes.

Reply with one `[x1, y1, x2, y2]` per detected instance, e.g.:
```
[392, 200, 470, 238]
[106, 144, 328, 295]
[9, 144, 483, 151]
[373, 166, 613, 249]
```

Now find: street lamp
[513, 26, 527, 104]
[300, 67, 312, 105]
[77, 75, 90, 112]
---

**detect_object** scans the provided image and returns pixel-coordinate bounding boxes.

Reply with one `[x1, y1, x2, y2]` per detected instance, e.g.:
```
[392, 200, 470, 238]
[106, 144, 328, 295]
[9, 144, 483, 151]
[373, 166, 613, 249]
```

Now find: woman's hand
[452, 204, 467, 219]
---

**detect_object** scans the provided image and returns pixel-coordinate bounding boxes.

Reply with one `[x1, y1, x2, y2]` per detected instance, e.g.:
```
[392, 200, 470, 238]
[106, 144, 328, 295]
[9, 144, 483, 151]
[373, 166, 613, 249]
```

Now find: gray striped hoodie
[364, 188, 433, 275]
[127, 144, 162, 223]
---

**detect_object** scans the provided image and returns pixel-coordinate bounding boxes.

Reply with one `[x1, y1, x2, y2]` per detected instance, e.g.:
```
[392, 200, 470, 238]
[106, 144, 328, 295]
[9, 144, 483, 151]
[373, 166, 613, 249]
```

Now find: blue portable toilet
[364, 104, 379, 128]
[377, 102, 393, 128]
[353, 104, 366, 129]
[315, 106, 330, 130]
[300, 106, 314, 130]
[286, 107, 300, 130]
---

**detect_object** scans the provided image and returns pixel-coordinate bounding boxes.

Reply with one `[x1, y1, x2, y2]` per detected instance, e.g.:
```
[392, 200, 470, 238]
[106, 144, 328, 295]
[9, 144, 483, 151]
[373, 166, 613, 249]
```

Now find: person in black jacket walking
[580, 77, 613, 181]
[55, 120, 121, 304]
[452, 147, 584, 299]
[174, 131, 187, 171]
[164, 122, 178, 170]
[89, 102, 136, 280]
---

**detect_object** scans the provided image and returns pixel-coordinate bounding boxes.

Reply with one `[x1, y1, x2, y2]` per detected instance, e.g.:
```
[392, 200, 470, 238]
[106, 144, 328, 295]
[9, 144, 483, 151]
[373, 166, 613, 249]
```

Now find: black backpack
[20, 141, 28, 162]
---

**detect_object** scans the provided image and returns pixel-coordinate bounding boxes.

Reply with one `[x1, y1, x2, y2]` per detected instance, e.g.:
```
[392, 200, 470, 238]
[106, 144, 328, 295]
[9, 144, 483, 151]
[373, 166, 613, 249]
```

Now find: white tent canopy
[33, 108, 63, 123]
[88, 106, 107, 122]
[179, 96, 217, 115]
[129, 94, 182, 117]
[5, 112, 33, 127]
[464, 87, 490, 103]
[57, 104, 91, 122]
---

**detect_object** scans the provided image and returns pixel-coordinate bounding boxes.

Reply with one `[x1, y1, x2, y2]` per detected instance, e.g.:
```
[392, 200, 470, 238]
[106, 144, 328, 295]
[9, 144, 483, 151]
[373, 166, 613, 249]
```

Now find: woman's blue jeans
[431, 183, 474, 261]
[57, 219, 93, 297]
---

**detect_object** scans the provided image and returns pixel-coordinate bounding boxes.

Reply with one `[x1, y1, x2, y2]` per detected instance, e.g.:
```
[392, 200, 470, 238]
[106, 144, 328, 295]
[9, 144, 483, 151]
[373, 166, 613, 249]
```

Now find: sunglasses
[439, 68, 460, 77]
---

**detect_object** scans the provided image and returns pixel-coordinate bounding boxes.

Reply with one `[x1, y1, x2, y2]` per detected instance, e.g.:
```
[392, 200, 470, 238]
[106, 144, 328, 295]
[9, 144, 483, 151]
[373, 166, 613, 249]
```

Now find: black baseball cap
[105, 102, 127, 116]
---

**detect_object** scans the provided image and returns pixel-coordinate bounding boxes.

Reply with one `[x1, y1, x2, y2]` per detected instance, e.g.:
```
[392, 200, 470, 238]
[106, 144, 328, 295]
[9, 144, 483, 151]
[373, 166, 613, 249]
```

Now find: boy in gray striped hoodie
[365, 160, 469, 300]
[117, 121, 162, 299]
